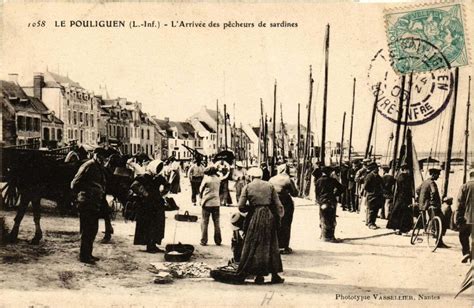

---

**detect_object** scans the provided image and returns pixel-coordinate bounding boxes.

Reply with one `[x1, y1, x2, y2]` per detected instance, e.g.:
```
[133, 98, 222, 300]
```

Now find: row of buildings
[1, 71, 322, 163]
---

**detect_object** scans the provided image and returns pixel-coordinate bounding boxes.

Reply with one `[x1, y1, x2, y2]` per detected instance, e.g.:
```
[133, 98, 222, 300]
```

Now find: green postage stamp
[385, 3, 469, 74]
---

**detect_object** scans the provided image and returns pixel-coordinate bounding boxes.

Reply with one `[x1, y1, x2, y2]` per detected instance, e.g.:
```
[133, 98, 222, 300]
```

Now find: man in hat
[315, 166, 344, 242]
[417, 166, 449, 248]
[71, 147, 108, 264]
[381, 164, 395, 220]
[349, 160, 361, 213]
[233, 162, 247, 202]
[364, 162, 384, 229]
[455, 170, 474, 262]
[269, 163, 299, 254]
[340, 160, 351, 211]
[188, 158, 205, 206]
[355, 159, 371, 217]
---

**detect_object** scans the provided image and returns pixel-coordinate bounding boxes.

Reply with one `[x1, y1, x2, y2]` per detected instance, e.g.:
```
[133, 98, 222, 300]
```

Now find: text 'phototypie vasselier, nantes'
[31, 20, 298, 30]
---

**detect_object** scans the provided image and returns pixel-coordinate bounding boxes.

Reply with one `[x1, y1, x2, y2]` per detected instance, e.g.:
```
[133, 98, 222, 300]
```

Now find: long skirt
[386, 198, 413, 233]
[237, 206, 283, 276]
[134, 204, 165, 246]
[235, 180, 245, 202]
[319, 202, 337, 240]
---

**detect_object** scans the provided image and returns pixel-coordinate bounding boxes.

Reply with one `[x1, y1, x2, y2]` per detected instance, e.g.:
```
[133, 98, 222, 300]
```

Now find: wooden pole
[224, 104, 228, 150]
[348, 78, 356, 161]
[240, 122, 243, 163]
[299, 66, 314, 196]
[297, 103, 301, 183]
[259, 99, 264, 164]
[391, 76, 406, 174]
[339, 112, 346, 167]
[216, 99, 219, 152]
[272, 80, 277, 174]
[463, 75, 471, 184]
[320, 24, 330, 166]
[443, 67, 459, 198]
[401, 73, 413, 147]
[264, 113, 269, 165]
[365, 83, 381, 158]
[280, 102, 285, 161]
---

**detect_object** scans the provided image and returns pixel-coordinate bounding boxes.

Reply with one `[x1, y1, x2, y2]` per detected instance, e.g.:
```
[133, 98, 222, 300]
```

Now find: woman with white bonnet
[237, 167, 285, 284]
[129, 159, 169, 253]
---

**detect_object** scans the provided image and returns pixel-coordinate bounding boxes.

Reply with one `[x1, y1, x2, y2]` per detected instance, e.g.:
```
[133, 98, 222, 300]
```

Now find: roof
[29, 96, 63, 124]
[171, 121, 195, 140]
[45, 71, 82, 88]
[152, 119, 173, 138]
[199, 121, 215, 133]
[0, 80, 39, 114]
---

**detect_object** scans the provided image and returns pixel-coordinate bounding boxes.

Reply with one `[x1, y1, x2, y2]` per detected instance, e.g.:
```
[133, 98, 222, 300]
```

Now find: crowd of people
[68, 147, 472, 283]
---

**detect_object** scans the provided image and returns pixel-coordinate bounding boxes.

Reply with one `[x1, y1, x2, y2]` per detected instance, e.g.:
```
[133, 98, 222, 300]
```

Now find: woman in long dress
[130, 160, 169, 253]
[237, 167, 285, 284]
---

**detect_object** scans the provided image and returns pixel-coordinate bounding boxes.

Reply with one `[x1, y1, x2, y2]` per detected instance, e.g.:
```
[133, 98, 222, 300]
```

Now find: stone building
[23, 71, 99, 147]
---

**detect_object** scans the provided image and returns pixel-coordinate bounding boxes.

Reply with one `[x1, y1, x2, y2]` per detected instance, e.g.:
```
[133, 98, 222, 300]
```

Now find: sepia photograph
[0, 1, 472, 307]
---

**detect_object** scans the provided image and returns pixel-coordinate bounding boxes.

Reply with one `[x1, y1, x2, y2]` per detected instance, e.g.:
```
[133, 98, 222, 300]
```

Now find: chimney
[33, 73, 44, 100]
[8, 73, 18, 84]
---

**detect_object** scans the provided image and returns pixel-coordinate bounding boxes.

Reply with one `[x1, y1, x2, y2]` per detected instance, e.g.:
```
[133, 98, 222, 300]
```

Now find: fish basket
[164, 243, 195, 262]
[174, 210, 198, 222]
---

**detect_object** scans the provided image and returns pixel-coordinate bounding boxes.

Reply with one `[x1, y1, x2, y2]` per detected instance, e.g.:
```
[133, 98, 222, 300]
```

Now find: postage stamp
[367, 45, 454, 125]
[385, 3, 468, 74]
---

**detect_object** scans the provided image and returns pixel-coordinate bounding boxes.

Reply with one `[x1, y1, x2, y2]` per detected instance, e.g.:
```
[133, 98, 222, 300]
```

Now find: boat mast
[365, 83, 381, 158]
[348, 78, 356, 161]
[339, 112, 346, 167]
[463, 75, 471, 184]
[299, 66, 314, 196]
[391, 75, 406, 174]
[443, 67, 460, 198]
[272, 80, 277, 175]
[320, 24, 330, 166]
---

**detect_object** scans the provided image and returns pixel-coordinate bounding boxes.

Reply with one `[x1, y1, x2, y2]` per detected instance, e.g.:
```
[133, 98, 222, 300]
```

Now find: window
[91, 114, 94, 127]
[73, 111, 77, 125]
[51, 128, 55, 140]
[43, 127, 50, 141]
[34, 118, 40, 131]
[85, 114, 89, 126]
[67, 99, 70, 106]
[74, 129, 78, 139]
[147, 129, 150, 140]
[68, 110, 71, 124]
[141, 129, 144, 139]
[57, 129, 63, 141]
[26, 117, 33, 131]
[125, 127, 129, 138]
[79, 112, 83, 123]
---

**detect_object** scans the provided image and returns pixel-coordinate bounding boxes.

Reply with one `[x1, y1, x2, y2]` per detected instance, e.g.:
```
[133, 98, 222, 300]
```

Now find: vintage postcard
[0, 1, 473, 307]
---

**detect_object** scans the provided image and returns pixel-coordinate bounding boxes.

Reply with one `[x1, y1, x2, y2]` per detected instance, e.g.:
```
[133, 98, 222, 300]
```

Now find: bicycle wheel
[426, 216, 442, 252]
[410, 214, 423, 245]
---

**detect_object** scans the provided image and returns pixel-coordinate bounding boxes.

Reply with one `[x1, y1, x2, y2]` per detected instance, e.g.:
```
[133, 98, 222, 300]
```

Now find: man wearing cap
[417, 166, 449, 248]
[188, 158, 205, 206]
[71, 147, 108, 264]
[269, 163, 299, 254]
[315, 166, 344, 242]
[364, 162, 384, 229]
[340, 160, 351, 212]
[199, 166, 222, 246]
[355, 159, 371, 217]
[455, 170, 474, 263]
[381, 165, 395, 220]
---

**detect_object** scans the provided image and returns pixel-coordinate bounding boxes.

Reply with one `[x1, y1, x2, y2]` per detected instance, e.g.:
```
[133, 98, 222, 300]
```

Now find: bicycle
[410, 204, 443, 252]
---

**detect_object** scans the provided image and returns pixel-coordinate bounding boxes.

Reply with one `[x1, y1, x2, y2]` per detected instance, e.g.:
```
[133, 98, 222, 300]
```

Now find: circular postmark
[367, 38, 454, 126]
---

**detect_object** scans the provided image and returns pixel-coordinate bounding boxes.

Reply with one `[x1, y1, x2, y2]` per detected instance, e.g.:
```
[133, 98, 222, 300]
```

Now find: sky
[1, 1, 472, 156]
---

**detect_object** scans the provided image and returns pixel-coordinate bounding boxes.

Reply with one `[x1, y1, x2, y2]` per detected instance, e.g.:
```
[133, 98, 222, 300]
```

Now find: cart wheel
[2, 184, 19, 209]
[410, 214, 423, 245]
[426, 216, 442, 252]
